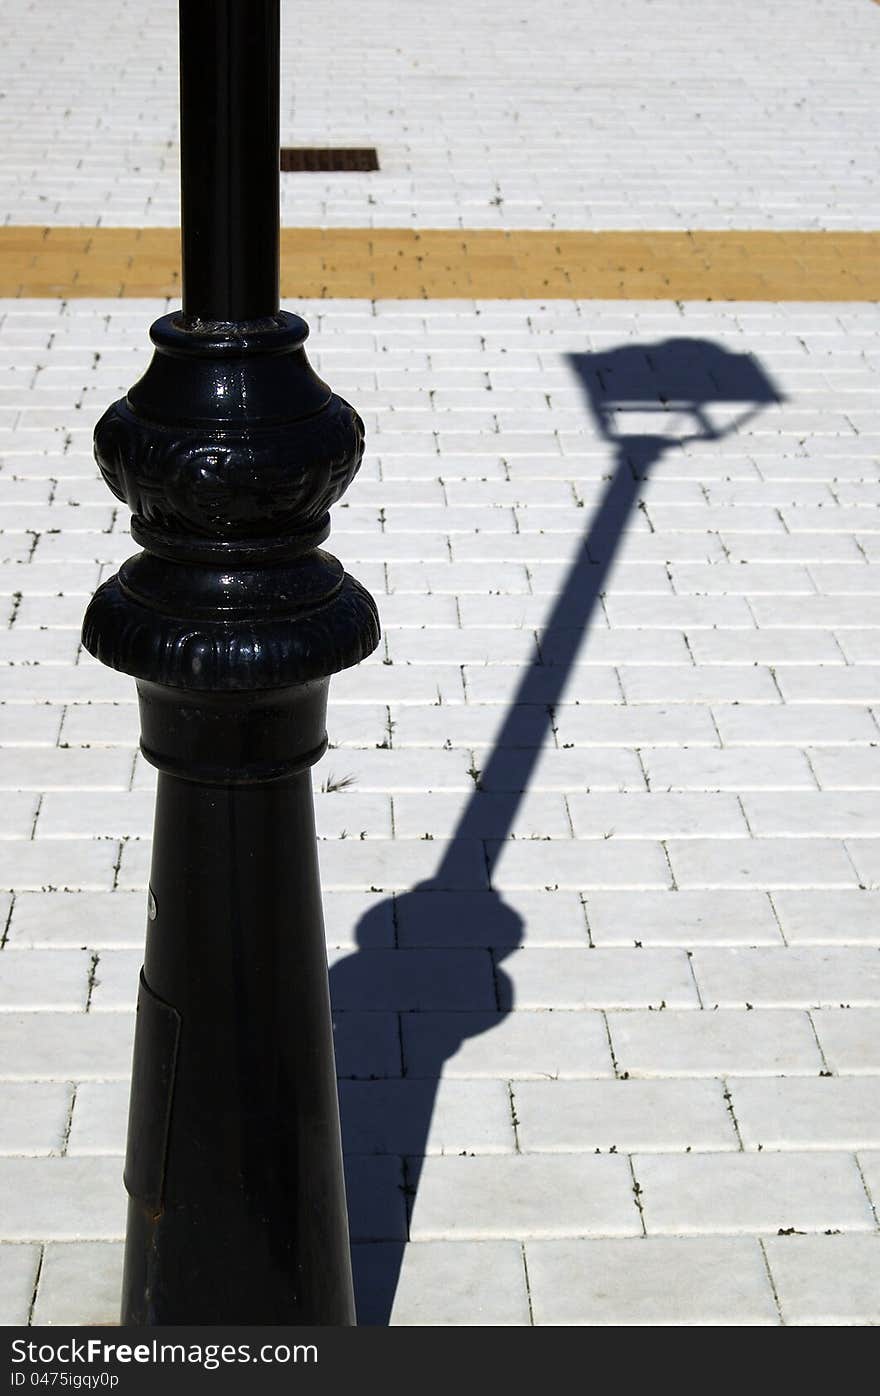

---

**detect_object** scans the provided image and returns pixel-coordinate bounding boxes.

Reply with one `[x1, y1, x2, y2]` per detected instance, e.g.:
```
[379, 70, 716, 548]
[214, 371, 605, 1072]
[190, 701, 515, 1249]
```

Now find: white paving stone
[353, 1241, 530, 1326]
[608, 1010, 823, 1079]
[410, 1155, 640, 1240]
[7, 891, 147, 948]
[0, 1013, 134, 1081]
[0, 840, 118, 892]
[567, 793, 748, 840]
[845, 840, 880, 889]
[498, 948, 698, 1010]
[857, 1152, 880, 1218]
[742, 793, 880, 839]
[0, 1245, 40, 1325]
[584, 890, 782, 946]
[812, 1009, 880, 1076]
[32, 1241, 124, 1326]
[526, 1237, 778, 1325]
[0, 749, 133, 792]
[514, 1079, 737, 1153]
[490, 840, 673, 892]
[0, 1158, 126, 1240]
[729, 1076, 880, 1152]
[66, 1081, 129, 1156]
[666, 839, 859, 890]
[691, 948, 880, 1008]
[810, 749, 880, 791]
[0, 950, 92, 1011]
[763, 1234, 880, 1326]
[635, 1152, 876, 1235]
[87, 950, 148, 1013]
[0, 1082, 72, 1155]
[643, 748, 818, 792]
[772, 891, 880, 945]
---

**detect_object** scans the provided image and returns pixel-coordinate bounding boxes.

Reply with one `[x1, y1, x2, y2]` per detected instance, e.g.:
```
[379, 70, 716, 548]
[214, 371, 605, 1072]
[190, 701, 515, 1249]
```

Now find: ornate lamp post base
[82, 2, 378, 1325]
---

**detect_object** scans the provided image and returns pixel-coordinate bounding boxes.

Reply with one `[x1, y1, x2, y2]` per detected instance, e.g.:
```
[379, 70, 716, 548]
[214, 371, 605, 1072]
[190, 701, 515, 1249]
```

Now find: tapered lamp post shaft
[82, 0, 378, 1325]
[180, 0, 280, 320]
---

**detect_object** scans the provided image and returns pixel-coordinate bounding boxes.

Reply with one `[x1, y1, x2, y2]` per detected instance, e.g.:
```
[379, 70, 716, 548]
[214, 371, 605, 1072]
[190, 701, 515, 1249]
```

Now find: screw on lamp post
[81, 0, 378, 1325]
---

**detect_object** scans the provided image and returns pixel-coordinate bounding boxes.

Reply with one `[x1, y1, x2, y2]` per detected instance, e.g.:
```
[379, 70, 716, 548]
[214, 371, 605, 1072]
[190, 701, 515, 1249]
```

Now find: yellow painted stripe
[0, 226, 877, 300]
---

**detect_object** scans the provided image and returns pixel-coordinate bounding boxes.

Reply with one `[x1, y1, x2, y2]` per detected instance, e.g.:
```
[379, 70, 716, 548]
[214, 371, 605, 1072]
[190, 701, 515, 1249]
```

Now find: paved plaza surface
[1, 0, 880, 1327]
[2, 0, 878, 231]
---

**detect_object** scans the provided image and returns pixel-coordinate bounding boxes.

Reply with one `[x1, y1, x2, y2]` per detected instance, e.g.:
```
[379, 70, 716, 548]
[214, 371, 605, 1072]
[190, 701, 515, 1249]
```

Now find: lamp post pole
[82, 0, 377, 1325]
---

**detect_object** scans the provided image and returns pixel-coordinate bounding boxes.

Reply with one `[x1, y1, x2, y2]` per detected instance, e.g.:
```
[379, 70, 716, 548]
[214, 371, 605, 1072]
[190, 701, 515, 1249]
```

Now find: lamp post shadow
[328, 337, 782, 1324]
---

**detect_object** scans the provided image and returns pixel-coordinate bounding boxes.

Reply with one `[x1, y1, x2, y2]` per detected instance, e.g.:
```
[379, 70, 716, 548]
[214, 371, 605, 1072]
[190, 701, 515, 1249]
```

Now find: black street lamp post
[82, 0, 378, 1325]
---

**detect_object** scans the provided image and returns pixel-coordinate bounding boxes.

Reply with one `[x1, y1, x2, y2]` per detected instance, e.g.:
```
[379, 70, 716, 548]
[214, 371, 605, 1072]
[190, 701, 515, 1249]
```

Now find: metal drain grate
[280, 147, 379, 172]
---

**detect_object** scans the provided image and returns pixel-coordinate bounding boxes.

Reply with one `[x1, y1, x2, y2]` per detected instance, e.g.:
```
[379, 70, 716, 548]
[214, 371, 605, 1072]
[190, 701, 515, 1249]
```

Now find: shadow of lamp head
[571, 336, 784, 454]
